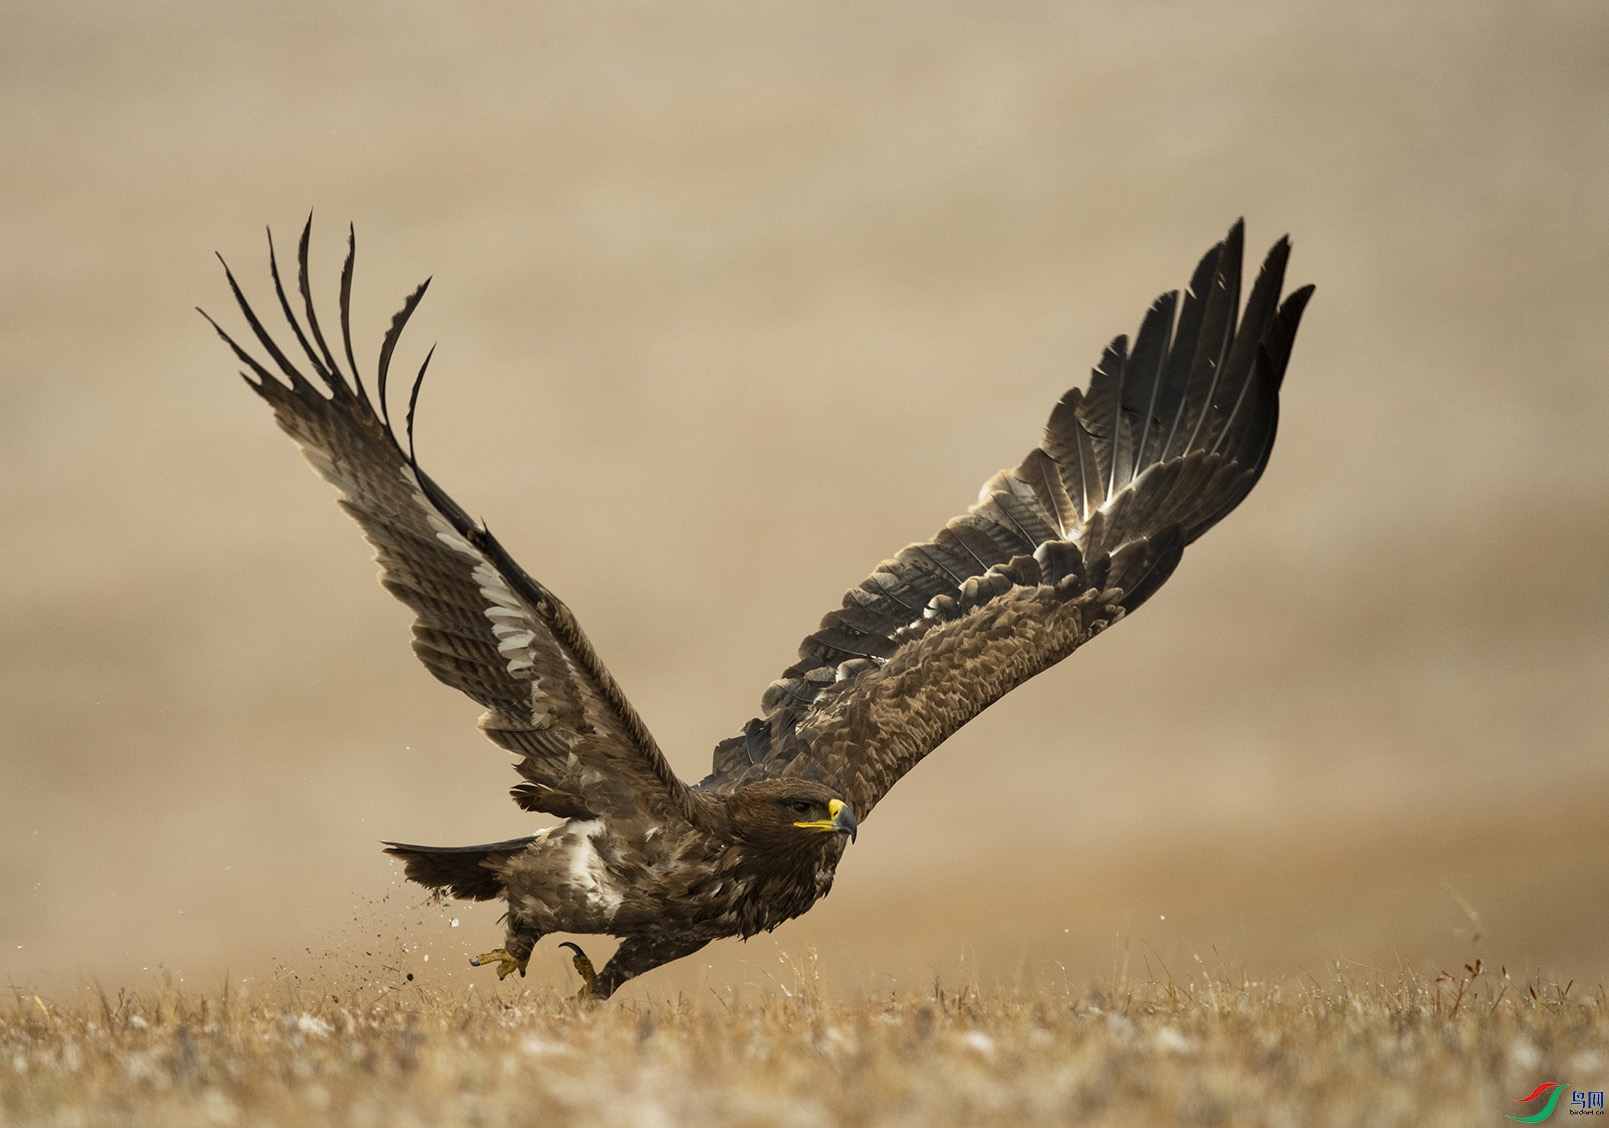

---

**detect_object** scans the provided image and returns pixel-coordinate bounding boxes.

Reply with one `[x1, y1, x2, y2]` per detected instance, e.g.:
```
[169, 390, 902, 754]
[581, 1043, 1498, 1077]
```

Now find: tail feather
[382, 836, 538, 901]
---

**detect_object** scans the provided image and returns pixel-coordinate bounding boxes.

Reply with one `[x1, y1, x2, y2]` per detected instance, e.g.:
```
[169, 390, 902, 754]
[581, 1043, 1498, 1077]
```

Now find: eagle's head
[717, 779, 858, 935]
[723, 779, 858, 850]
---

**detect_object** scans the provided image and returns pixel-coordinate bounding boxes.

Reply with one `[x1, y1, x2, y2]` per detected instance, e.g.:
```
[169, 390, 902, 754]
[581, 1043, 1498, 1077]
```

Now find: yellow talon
[558, 942, 597, 997]
[470, 948, 527, 980]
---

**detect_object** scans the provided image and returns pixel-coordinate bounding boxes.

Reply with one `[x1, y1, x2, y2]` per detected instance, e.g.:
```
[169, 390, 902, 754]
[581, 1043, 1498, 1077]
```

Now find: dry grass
[4, 958, 1604, 1127]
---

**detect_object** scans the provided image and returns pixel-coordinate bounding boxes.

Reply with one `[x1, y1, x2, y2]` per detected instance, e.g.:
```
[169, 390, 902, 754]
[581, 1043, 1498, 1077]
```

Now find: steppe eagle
[203, 218, 1311, 999]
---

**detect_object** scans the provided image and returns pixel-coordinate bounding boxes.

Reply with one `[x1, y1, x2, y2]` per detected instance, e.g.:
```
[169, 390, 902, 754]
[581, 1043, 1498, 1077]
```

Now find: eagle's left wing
[203, 219, 705, 833]
[701, 223, 1313, 821]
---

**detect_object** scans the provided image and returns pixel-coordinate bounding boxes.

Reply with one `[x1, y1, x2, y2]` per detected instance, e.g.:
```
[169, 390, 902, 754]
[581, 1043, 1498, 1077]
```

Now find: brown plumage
[203, 217, 1312, 999]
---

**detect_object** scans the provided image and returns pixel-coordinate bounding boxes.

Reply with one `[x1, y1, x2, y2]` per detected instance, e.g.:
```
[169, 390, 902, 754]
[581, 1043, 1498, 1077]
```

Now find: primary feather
[206, 217, 1312, 998]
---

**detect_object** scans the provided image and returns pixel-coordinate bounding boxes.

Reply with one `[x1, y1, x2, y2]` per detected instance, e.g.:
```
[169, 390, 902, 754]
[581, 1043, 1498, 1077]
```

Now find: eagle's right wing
[704, 223, 1313, 821]
[203, 218, 705, 833]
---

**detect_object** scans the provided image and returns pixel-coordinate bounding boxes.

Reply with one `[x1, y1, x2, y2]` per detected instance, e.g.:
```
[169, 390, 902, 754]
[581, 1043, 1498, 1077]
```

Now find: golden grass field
[6, 963, 1606, 1128]
[7, 796, 1609, 1126]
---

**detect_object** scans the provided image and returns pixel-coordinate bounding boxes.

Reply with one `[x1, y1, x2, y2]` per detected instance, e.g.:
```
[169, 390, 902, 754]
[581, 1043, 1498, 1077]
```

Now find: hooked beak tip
[829, 798, 858, 843]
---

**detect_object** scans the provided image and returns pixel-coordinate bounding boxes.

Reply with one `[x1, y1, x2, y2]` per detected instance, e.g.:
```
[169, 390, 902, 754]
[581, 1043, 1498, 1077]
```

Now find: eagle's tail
[382, 836, 538, 901]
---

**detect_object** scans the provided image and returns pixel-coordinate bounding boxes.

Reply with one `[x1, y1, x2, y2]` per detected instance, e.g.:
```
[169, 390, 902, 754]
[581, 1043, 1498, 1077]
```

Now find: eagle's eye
[788, 800, 814, 815]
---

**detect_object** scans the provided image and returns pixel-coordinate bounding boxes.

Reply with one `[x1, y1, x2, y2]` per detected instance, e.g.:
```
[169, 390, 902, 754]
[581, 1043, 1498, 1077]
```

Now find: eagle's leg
[587, 934, 712, 1001]
[557, 942, 598, 997]
[471, 929, 538, 980]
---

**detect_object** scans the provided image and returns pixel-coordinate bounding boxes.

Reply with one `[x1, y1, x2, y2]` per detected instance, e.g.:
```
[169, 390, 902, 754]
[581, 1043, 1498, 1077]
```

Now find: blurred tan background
[3, 1, 1606, 1001]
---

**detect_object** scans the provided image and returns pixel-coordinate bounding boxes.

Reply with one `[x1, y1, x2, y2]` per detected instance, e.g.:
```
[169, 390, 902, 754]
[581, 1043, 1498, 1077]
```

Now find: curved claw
[558, 941, 598, 998]
[470, 947, 527, 980]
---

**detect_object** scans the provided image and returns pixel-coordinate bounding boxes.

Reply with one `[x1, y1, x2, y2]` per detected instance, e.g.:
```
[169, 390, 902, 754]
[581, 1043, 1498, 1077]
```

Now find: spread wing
[202, 217, 704, 831]
[701, 222, 1314, 820]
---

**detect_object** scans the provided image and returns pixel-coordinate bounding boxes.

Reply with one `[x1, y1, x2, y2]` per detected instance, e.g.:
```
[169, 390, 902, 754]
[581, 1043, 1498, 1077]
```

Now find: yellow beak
[794, 798, 858, 843]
